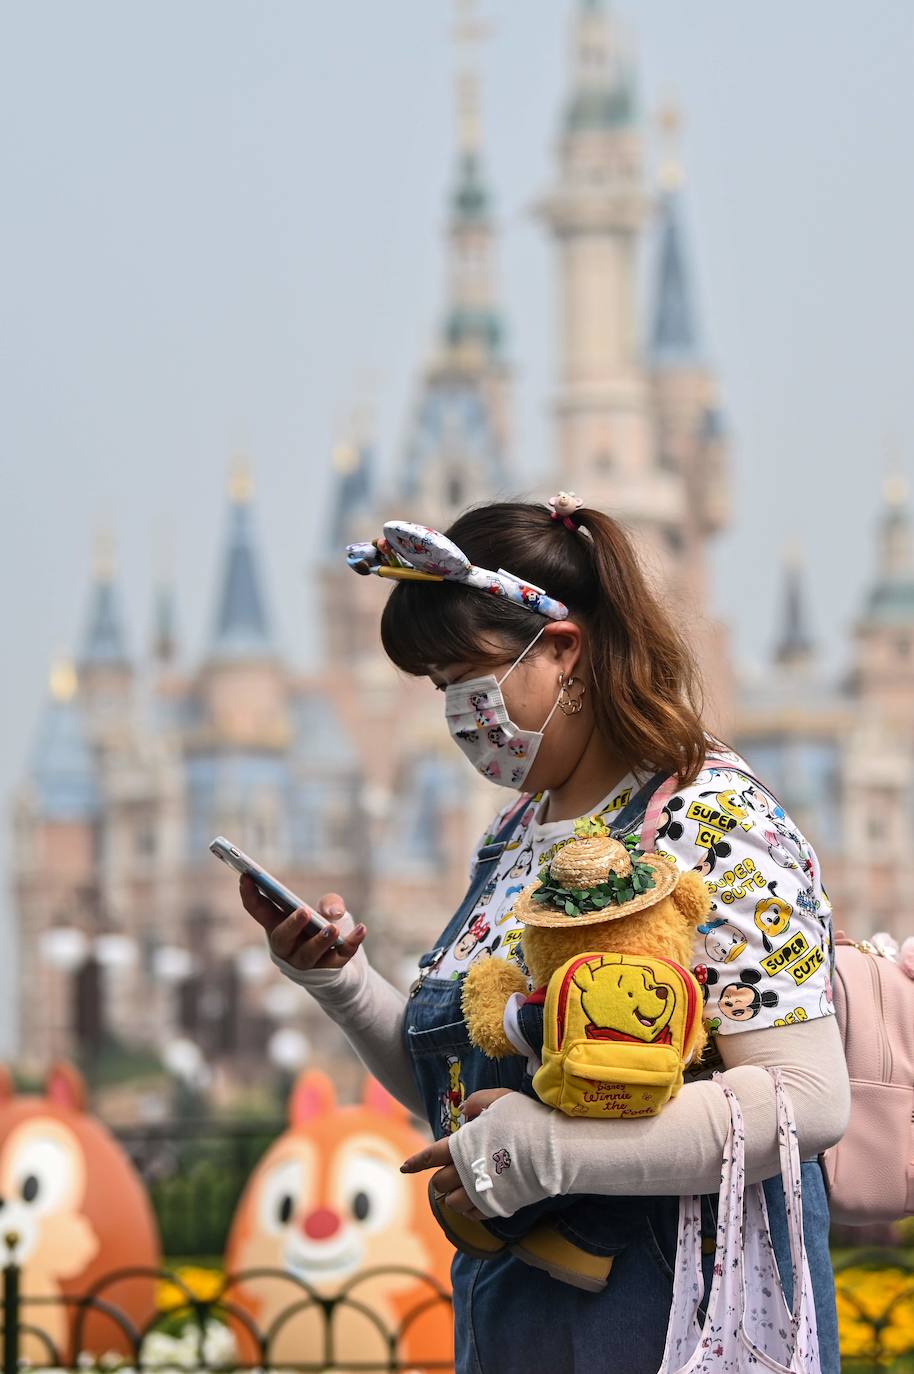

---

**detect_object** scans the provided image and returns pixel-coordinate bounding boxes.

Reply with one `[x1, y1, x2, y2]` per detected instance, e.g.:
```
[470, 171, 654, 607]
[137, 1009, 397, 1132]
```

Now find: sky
[2, 0, 913, 1057]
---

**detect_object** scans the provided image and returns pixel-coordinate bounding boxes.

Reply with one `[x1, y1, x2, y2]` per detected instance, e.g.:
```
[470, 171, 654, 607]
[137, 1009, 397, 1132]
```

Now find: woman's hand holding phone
[239, 877, 367, 971]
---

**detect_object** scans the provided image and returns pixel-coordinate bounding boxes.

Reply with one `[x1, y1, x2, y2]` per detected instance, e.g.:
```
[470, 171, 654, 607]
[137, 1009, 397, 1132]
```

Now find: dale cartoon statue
[224, 1070, 453, 1374]
[0, 1062, 160, 1364]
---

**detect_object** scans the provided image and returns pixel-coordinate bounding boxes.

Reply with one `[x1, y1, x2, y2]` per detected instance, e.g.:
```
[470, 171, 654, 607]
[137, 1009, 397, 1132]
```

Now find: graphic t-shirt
[429, 749, 836, 1040]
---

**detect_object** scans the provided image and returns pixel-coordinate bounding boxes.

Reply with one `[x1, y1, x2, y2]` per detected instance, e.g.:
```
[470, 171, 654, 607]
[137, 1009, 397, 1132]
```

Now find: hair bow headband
[346, 520, 569, 621]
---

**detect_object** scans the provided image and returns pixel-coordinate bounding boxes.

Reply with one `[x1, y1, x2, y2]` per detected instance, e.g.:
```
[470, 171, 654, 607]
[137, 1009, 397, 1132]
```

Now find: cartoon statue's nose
[302, 1207, 341, 1240]
[655, 986, 668, 1001]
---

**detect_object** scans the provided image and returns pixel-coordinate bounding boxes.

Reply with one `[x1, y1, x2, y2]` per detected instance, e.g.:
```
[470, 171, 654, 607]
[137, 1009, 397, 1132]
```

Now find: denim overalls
[403, 775, 841, 1374]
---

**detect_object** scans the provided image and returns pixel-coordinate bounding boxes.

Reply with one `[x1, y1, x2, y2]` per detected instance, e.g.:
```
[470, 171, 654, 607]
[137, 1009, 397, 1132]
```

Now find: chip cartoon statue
[224, 1070, 453, 1372]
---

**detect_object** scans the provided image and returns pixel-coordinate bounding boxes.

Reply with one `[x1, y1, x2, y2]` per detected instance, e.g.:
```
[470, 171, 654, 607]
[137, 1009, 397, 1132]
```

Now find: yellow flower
[835, 1265, 914, 1363]
[156, 1266, 224, 1313]
[573, 816, 608, 839]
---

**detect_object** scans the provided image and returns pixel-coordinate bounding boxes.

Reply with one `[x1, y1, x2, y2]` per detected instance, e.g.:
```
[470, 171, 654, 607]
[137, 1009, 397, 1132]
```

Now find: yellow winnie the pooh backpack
[534, 951, 706, 1119]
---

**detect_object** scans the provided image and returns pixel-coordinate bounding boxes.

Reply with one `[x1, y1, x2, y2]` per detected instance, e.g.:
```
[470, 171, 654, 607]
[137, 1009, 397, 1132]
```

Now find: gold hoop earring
[557, 672, 586, 716]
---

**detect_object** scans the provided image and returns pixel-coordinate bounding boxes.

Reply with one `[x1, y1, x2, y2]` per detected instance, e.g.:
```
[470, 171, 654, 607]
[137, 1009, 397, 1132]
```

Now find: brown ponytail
[380, 500, 716, 787]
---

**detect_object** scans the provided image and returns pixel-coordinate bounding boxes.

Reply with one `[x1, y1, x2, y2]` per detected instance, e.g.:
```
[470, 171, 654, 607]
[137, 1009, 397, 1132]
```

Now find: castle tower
[321, 421, 383, 669]
[194, 459, 291, 750]
[849, 474, 914, 727]
[540, 4, 731, 724]
[152, 582, 178, 667]
[76, 533, 135, 750]
[774, 543, 815, 675]
[11, 659, 101, 1069]
[398, 0, 510, 522]
[538, 0, 658, 526]
[321, 0, 511, 674]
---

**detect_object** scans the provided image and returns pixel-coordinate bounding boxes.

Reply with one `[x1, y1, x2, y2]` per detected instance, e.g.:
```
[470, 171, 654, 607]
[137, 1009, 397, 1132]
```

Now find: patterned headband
[346, 520, 570, 620]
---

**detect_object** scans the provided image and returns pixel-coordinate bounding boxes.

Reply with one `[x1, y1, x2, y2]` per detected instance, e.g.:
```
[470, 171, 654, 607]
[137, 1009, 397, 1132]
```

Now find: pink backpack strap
[639, 753, 738, 852]
[498, 791, 533, 838]
[639, 777, 682, 853]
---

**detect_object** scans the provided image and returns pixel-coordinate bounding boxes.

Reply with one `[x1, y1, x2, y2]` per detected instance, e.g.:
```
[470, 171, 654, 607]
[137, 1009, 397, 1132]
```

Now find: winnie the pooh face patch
[572, 958, 676, 1044]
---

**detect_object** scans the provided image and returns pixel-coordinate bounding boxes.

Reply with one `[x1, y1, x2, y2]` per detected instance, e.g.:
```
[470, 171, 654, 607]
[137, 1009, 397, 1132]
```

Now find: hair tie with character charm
[346, 520, 570, 621]
[548, 491, 584, 531]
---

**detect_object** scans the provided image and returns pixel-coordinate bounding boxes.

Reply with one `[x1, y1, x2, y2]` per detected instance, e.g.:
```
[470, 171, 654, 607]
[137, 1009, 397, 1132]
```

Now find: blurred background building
[9, 0, 908, 1106]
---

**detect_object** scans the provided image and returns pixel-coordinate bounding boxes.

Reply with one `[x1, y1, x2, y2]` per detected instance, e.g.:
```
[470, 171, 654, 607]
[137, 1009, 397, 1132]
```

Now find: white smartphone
[210, 836, 349, 953]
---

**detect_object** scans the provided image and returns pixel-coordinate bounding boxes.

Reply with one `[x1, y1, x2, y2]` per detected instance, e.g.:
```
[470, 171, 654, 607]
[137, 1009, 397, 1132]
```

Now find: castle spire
[208, 457, 274, 660]
[565, 0, 636, 135]
[397, 0, 510, 518]
[774, 542, 815, 671]
[152, 582, 178, 664]
[650, 104, 703, 367]
[327, 401, 376, 556]
[442, 0, 504, 367]
[151, 525, 179, 665]
[877, 473, 914, 582]
[78, 531, 130, 668]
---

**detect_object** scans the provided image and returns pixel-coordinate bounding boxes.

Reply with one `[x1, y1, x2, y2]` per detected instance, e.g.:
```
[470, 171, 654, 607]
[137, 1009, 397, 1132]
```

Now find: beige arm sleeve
[269, 916, 423, 1118]
[448, 1014, 850, 1217]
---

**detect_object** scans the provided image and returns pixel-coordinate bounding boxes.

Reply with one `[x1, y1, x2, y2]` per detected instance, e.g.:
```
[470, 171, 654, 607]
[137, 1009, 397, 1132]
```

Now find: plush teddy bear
[462, 832, 711, 1066]
[428, 820, 713, 1292]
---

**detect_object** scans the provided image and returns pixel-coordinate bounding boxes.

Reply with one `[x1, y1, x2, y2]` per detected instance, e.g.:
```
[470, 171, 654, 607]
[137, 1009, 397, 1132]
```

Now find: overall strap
[606, 771, 671, 842]
[472, 792, 531, 871]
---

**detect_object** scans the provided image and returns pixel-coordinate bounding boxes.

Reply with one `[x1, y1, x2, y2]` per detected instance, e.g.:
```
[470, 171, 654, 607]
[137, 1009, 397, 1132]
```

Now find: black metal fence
[5, 1252, 914, 1371]
[0, 1257, 454, 1373]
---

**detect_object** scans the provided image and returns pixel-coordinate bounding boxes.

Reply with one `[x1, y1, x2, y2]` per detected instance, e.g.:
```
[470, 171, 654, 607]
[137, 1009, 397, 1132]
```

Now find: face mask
[444, 626, 564, 789]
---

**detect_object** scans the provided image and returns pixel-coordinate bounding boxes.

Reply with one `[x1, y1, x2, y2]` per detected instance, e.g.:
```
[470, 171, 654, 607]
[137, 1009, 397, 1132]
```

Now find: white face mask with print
[444, 626, 564, 789]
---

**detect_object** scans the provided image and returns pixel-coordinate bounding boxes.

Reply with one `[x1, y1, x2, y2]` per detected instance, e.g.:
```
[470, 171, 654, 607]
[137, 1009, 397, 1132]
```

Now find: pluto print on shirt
[428, 750, 836, 1040]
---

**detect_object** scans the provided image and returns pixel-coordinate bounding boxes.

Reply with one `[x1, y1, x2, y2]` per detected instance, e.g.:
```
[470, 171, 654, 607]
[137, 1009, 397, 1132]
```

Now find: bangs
[380, 579, 541, 677]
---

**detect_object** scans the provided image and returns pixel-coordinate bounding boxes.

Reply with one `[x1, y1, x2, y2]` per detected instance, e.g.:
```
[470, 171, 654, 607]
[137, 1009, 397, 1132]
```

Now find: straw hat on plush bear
[513, 835, 678, 928]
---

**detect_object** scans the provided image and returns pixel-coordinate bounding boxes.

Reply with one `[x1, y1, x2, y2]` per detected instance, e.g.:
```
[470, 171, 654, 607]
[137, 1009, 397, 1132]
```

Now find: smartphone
[210, 836, 349, 953]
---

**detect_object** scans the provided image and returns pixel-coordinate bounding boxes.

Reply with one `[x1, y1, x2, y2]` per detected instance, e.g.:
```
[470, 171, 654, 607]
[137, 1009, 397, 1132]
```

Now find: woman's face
[430, 622, 594, 793]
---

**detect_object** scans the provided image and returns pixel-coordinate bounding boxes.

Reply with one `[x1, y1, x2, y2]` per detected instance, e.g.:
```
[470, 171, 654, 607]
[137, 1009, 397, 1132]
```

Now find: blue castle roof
[650, 188, 703, 368]
[29, 682, 99, 821]
[209, 495, 274, 660]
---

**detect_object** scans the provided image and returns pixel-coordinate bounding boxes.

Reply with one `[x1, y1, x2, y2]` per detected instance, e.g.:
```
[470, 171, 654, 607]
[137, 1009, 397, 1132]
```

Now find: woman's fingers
[431, 1164, 463, 1195]
[430, 1164, 487, 1220]
[271, 907, 338, 962]
[401, 1136, 453, 1174]
[239, 874, 285, 934]
[239, 876, 366, 971]
[443, 1188, 486, 1221]
[317, 892, 346, 920]
[308, 924, 367, 969]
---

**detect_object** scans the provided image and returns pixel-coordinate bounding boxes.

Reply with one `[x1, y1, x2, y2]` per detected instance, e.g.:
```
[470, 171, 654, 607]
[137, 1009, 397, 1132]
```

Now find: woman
[240, 498, 850, 1374]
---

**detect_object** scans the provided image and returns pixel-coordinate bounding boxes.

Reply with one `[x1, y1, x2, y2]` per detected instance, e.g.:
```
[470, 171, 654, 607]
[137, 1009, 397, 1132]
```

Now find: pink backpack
[821, 933, 914, 1224]
[640, 759, 914, 1226]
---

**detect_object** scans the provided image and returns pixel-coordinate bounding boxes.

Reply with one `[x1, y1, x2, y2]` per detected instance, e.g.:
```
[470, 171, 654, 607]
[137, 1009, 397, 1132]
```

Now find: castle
[11, 0, 910, 1096]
